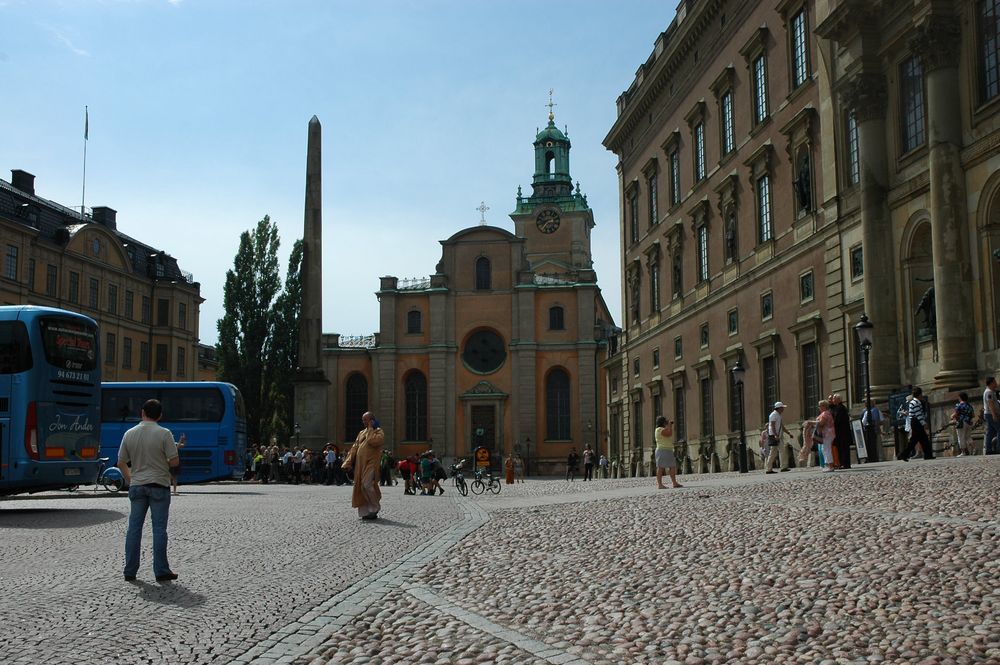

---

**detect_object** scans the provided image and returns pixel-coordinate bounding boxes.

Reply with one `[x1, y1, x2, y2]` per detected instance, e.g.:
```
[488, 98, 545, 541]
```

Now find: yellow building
[0, 169, 207, 381]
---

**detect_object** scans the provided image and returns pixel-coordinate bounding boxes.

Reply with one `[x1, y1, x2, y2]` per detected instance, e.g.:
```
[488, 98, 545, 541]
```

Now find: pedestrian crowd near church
[246, 443, 353, 486]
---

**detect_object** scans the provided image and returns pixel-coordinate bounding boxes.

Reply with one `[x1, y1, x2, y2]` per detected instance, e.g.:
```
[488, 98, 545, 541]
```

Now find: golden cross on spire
[477, 201, 490, 225]
[546, 88, 557, 121]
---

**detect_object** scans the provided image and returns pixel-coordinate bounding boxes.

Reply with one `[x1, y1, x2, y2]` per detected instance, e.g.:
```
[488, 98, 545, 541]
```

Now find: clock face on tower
[536, 209, 561, 234]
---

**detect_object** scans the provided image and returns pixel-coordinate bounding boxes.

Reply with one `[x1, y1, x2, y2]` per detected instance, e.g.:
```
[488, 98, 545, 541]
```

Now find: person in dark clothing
[566, 448, 580, 481]
[829, 394, 853, 469]
[900, 386, 934, 461]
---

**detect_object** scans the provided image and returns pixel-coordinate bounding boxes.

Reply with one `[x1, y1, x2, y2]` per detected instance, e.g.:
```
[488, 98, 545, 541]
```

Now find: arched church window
[546, 151, 556, 176]
[407, 310, 422, 334]
[475, 256, 491, 290]
[404, 371, 428, 441]
[344, 373, 368, 442]
[546, 368, 571, 440]
[549, 306, 565, 330]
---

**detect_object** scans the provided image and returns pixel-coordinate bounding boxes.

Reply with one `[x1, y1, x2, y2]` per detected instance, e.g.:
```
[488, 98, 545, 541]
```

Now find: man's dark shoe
[155, 572, 179, 582]
[765, 470, 777, 475]
[124, 574, 136, 582]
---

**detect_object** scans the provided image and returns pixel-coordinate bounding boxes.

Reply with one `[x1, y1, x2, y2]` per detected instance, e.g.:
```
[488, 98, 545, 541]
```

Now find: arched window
[407, 310, 422, 334]
[404, 371, 428, 441]
[344, 373, 368, 442]
[546, 151, 556, 175]
[549, 306, 565, 330]
[475, 256, 491, 290]
[546, 368, 571, 440]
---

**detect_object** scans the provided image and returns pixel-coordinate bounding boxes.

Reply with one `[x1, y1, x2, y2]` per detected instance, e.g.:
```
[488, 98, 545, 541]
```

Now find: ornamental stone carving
[910, 16, 961, 73]
[842, 73, 888, 123]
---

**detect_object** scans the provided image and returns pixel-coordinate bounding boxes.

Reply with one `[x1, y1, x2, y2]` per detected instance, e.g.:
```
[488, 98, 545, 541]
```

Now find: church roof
[534, 118, 568, 144]
[441, 225, 519, 244]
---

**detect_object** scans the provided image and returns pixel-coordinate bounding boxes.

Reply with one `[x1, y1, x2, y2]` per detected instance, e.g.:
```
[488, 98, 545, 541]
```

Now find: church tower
[510, 107, 595, 272]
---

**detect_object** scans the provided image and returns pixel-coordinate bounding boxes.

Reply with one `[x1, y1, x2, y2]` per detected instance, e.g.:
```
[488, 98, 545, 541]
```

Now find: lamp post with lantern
[854, 313, 876, 462]
[731, 360, 748, 473]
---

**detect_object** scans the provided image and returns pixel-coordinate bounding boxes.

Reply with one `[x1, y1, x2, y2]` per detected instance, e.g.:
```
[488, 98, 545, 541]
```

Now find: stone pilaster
[912, 16, 978, 389]
[842, 72, 901, 399]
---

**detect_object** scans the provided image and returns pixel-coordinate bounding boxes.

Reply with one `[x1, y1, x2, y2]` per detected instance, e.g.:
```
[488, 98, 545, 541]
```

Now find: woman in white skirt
[654, 416, 683, 489]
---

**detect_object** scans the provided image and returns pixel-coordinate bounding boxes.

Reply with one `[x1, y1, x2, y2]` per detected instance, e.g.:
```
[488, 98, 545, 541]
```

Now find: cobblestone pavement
[2, 459, 998, 665]
[0, 482, 459, 665]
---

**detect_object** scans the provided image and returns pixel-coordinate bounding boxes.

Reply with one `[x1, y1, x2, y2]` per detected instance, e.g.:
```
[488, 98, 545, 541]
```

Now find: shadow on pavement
[369, 518, 416, 528]
[0, 507, 125, 528]
[136, 581, 207, 608]
[176, 490, 266, 496]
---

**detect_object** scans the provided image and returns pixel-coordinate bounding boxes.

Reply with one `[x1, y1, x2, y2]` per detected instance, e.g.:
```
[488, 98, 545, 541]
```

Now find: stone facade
[602, 0, 1000, 473]
[297, 115, 614, 474]
[0, 170, 205, 381]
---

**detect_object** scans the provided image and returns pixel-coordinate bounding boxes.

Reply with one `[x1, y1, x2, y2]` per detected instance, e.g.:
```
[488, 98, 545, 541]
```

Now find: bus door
[0, 320, 32, 482]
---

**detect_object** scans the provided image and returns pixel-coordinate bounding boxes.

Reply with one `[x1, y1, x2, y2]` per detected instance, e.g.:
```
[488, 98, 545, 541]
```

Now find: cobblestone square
[1, 459, 997, 665]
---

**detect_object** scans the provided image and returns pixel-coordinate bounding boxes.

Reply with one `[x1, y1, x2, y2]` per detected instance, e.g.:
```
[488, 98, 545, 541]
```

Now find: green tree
[217, 216, 282, 445]
[261, 239, 302, 444]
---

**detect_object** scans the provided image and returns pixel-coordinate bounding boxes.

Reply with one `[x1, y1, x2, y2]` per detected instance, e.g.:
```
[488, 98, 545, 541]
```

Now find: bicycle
[94, 457, 126, 493]
[470, 468, 502, 495]
[450, 460, 468, 497]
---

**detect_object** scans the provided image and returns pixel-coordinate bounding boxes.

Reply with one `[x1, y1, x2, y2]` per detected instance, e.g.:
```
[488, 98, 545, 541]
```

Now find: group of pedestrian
[248, 444, 352, 485]
[398, 450, 447, 496]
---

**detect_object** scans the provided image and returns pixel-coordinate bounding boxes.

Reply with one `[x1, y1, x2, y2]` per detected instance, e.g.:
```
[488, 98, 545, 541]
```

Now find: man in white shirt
[984, 377, 999, 455]
[764, 401, 793, 474]
[118, 399, 181, 583]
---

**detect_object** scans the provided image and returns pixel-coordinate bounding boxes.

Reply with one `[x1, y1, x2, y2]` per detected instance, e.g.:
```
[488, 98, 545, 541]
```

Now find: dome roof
[535, 117, 568, 144]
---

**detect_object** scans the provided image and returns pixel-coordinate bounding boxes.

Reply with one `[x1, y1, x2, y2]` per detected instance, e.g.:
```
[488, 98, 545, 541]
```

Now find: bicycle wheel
[470, 479, 486, 495]
[489, 478, 502, 494]
[457, 477, 469, 497]
[104, 477, 124, 493]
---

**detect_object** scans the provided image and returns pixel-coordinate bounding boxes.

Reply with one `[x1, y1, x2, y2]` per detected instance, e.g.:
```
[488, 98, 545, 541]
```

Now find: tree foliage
[217, 216, 300, 446]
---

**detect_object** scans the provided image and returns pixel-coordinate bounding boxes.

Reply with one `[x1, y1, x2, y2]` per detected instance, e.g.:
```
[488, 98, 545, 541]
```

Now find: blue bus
[0, 306, 102, 496]
[99, 381, 247, 483]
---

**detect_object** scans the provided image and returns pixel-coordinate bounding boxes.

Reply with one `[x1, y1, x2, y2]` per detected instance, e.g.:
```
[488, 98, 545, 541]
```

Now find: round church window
[462, 330, 507, 374]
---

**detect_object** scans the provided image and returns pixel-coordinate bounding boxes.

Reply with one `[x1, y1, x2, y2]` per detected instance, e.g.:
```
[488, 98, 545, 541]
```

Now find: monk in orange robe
[342, 412, 385, 520]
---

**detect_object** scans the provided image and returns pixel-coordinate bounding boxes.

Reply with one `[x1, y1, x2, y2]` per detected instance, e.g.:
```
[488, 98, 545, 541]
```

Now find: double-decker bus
[0, 306, 102, 496]
[99, 382, 246, 484]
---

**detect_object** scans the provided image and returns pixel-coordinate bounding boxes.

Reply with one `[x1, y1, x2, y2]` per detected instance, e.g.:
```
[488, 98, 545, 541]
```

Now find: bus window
[38, 317, 97, 371]
[101, 389, 146, 422]
[0, 321, 33, 374]
[160, 388, 224, 422]
[229, 385, 246, 420]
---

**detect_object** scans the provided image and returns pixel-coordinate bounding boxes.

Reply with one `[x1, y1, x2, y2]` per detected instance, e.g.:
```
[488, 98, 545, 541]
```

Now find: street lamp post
[294, 422, 301, 450]
[731, 360, 748, 473]
[855, 313, 876, 462]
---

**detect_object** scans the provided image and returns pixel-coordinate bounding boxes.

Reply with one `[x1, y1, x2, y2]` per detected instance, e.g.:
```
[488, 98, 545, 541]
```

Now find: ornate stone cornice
[910, 16, 961, 73]
[842, 72, 888, 123]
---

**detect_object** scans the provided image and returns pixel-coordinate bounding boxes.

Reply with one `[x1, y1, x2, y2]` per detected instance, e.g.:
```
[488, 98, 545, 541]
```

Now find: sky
[0, 0, 676, 345]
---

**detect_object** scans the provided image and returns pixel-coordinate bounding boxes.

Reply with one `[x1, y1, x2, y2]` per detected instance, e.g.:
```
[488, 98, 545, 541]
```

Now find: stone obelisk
[294, 115, 329, 450]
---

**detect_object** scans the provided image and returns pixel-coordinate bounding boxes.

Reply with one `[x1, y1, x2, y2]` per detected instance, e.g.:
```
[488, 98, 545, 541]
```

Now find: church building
[294, 112, 615, 473]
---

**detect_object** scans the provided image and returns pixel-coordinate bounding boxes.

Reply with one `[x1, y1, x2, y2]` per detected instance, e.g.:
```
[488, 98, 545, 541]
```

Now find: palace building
[602, 0, 1000, 473]
[0, 169, 209, 381]
[294, 114, 614, 472]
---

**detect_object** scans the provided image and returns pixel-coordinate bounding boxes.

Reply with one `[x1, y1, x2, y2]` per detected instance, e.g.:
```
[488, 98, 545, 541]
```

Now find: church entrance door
[471, 404, 497, 467]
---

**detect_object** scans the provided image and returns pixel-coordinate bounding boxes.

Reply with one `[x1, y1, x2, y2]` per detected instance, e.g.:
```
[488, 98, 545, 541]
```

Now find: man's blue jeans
[986, 415, 999, 455]
[124, 484, 171, 577]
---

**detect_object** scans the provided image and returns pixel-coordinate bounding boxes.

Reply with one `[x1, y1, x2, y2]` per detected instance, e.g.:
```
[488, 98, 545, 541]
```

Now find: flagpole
[81, 106, 88, 221]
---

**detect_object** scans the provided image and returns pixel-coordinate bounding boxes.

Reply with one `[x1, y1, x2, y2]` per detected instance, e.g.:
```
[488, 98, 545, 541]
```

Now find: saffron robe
[343, 425, 385, 516]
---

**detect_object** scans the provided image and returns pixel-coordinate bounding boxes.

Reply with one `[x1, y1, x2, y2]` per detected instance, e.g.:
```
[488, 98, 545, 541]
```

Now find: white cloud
[47, 26, 90, 57]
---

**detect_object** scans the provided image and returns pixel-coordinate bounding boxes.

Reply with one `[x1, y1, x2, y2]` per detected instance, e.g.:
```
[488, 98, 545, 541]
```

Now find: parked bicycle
[94, 457, 126, 493]
[470, 468, 502, 495]
[450, 459, 468, 497]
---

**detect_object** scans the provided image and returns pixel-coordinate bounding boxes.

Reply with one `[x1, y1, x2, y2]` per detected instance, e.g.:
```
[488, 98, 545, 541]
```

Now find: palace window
[633, 357, 640, 377]
[629, 188, 640, 244]
[846, 110, 860, 186]
[650, 260, 661, 313]
[728, 366, 742, 432]
[671, 249, 683, 298]
[157, 298, 169, 326]
[669, 150, 681, 206]
[123, 337, 132, 370]
[752, 55, 769, 124]
[89, 278, 99, 309]
[4, 245, 17, 281]
[674, 336, 682, 359]
[155, 344, 168, 373]
[850, 245, 864, 281]
[125, 290, 134, 320]
[648, 167, 659, 227]
[106, 333, 116, 365]
[475, 256, 491, 290]
[26, 258, 34, 290]
[46, 265, 57, 297]
[901, 56, 926, 152]
[700, 323, 710, 349]
[728, 309, 739, 336]
[549, 306, 564, 330]
[721, 91, 735, 156]
[633, 397, 643, 449]
[800, 271, 814, 303]
[177, 346, 186, 377]
[700, 376, 714, 438]
[141, 295, 151, 324]
[139, 342, 149, 372]
[757, 174, 773, 244]
[404, 371, 428, 441]
[761, 291, 774, 321]
[546, 368, 571, 440]
[761, 355, 778, 421]
[652, 348, 660, 369]
[802, 342, 820, 414]
[673, 385, 686, 441]
[407, 310, 422, 334]
[980, 0, 1000, 103]
[790, 9, 809, 88]
[69, 272, 80, 304]
[179, 303, 187, 330]
[694, 123, 707, 182]
[107, 284, 118, 315]
[697, 224, 709, 283]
